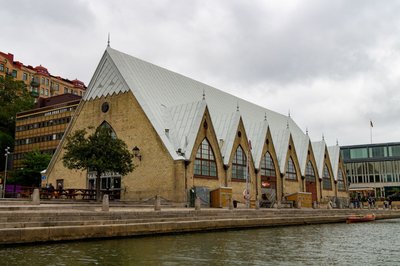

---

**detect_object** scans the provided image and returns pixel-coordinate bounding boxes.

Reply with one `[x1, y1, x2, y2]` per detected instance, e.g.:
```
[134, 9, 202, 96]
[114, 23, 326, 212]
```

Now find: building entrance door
[306, 181, 317, 202]
[261, 176, 277, 206]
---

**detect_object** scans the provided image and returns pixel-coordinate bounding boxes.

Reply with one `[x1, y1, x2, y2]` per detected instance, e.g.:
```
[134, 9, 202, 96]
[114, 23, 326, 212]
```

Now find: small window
[99, 121, 117, 139]
[12, 70, 17, 78]
[323, 164, 332, 190]
[194, 139, 217, 178]
[305, 161, 316, 182]
[41, 77, 45, 84]
[0, 64, 4, 72]
[232, 145, 246, 180]
[337, 170, 345, 191]
[22, 73, 28, 81]
[260, 152, 276, 177]
[286, 157, 297, 180]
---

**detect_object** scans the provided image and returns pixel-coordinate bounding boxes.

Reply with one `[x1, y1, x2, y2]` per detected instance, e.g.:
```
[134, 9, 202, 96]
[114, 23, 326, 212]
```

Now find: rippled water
[1, 219, 400, 265]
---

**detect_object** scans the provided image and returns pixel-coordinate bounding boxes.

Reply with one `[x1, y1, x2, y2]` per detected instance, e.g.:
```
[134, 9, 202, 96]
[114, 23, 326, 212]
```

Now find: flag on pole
[370, 120, 374, 127]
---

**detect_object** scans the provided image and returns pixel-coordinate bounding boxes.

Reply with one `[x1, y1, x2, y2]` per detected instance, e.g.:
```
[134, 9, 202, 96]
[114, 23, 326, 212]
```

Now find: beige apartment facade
[0, 51, 86, 98]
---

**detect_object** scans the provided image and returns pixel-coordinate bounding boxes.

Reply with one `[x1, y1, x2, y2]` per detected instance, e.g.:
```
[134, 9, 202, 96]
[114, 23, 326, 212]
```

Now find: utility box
[286, 192, 312, 208]
[189, 186, 210, 207]
[210, 187, 232, 208]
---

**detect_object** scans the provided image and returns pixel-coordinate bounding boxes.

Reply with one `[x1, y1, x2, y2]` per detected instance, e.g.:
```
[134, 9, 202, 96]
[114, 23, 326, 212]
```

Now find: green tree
[10, 150, 52, 187]
[0, 75, 35, 136]
[62, 126, 134, 201]
[0, 75, 35, 171]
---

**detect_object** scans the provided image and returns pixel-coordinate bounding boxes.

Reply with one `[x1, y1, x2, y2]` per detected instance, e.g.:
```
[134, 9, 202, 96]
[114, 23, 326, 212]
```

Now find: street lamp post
[3, 147, 10, 198]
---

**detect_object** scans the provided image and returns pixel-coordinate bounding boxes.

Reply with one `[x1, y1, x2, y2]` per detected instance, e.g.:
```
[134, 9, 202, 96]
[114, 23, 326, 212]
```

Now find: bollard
[312, 201, 317, 209]
[297, 200, 302, 209]
[32, 188, 40, 205]
[255, 200, 260, 210]
[228, 197, 233, 210]
[154, 195, 161, 211]
[195, 197, 201, 211]
[102, 194, 109, 212]
[327, 200, 333, 209]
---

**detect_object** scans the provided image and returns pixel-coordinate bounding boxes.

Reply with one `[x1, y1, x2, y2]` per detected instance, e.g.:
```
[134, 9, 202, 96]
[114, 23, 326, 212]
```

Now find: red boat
[346, 213, 376, 223]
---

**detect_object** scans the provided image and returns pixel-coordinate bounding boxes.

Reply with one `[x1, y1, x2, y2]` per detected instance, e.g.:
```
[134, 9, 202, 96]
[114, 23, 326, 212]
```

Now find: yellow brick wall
[256, 129, 281, 203]
[321, 150, 336, 200]
[282, 136, 303, 196]
[47, 91, 185, 202]
[304, 142, 322, 202]
[225, 118, 256, 203]
[186, 107, 226, 196]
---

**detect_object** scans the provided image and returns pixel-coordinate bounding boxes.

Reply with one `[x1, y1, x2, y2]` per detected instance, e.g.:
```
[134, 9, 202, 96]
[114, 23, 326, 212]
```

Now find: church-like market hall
[47, 46, 349, 207]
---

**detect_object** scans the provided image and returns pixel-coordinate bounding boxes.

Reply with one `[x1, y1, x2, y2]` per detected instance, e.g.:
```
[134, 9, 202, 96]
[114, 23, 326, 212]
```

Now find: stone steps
[1, 206, 399, 245]
[0, 208, 393, 229]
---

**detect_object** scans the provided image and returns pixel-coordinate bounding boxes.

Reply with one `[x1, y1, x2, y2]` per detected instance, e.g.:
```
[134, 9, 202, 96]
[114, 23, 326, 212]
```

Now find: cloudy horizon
[2, 0, 399, 146]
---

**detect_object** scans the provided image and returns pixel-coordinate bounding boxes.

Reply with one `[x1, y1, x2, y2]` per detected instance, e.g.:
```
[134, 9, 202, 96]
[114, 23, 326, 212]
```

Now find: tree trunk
[96, 172, 101, 202]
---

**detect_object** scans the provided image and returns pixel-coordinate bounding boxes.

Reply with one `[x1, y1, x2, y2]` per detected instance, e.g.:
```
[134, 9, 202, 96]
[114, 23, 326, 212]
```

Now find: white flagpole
[370, 120, 373, 144]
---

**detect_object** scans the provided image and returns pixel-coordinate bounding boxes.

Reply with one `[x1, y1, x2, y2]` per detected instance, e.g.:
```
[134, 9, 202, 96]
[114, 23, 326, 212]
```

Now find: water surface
[1, 219, 399, 265]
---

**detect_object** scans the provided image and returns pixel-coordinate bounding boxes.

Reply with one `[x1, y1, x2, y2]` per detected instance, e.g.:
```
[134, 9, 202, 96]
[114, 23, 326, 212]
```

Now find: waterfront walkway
[1, 200, 400, 245]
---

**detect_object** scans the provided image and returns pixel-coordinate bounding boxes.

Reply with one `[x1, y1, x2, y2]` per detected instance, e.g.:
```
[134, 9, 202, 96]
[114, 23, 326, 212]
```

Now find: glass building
[341, 142, 400, 198]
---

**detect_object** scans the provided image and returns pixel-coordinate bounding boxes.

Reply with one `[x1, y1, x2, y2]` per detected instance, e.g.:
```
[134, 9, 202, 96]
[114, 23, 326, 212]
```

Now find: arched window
[337, 169, 345, 191]
[99, 121, 116, 139]
[305, 161, 316, 182]
[261, 152, 276, 177]
[232, 145, 247, 180]
[194, 139, 217, 177]
[323, 164, 332, 190]
[286, 157, 297, 180]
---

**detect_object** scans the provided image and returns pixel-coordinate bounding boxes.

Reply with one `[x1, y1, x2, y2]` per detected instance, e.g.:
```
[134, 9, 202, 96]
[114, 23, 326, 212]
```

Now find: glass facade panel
[369, 146, 386, 158]
[389, 145, 400, 157]
[350, 148, 368, 159]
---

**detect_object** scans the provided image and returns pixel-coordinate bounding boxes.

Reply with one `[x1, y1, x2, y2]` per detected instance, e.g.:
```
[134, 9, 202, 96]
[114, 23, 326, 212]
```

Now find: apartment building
[0, 51, 86, 98]
[13, 94, 81, 169]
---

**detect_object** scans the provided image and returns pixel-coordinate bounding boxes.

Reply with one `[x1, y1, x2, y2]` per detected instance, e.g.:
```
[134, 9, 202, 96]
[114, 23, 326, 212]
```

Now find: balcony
[30, 81, 40, 87]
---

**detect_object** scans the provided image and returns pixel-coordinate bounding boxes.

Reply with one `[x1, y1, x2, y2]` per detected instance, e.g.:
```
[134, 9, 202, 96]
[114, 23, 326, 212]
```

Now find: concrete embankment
[1, 203, 400, 245]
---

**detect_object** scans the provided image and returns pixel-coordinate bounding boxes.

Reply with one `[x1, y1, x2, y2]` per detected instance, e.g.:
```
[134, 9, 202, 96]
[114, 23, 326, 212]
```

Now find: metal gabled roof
[213, 111, 241, 165]
[164, 100, 207, 159]
[247, 120, 269, 169]
[272, 127, 291, 173]
[84, 47, 322, 165]
[295, 135, 311, 176]
[311, 140, 327, 179]
[327, 145, 341, 181]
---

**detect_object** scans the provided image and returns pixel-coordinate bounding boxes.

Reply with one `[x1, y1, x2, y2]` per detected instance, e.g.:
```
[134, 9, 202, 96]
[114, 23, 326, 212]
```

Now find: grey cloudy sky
[1, 0, 399, 146]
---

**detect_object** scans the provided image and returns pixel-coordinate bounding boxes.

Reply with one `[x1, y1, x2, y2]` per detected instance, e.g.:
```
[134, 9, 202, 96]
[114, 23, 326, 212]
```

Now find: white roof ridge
[311, 140, 327, 178]
[327, 145, 340, 181]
